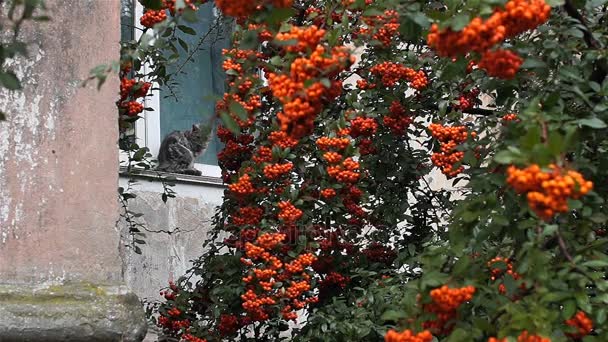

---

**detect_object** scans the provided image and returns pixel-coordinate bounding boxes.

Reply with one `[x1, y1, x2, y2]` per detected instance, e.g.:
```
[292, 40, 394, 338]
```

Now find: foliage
[117, 0, 608, 341]
[0, 0, 48, 120]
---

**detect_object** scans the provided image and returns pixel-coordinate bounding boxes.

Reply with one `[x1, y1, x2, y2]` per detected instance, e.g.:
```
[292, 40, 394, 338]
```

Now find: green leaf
[597, 308, 606, 324]
[563, 299, 577, 319]
[577, 117, 607, 129]
[177, 25, 196, 35]
[547, 131, 565, 155]
[240, 30, 259, 50]
[177, 38, 189, 52]
[229, 101, 248, 121]
[139, 0, 163, 10]
[446, 328, 470, 342]
[0, 71, 22, 90]
[268, 7, 295, 26]
[494, 149, 523, 164]
[407, 12, 430, 28]
[220, 112, 240, 134]
[450, 13, 470, 31]
[581, 260, 608, 268]
[521, 58, 547, 69]
[0, 110, 5, 121]
[380, 310, 407, 322]
[362, 8, 384, 16]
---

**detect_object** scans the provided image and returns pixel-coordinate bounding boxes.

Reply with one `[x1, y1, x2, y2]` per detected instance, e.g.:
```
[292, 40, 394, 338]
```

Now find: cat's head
[184, 124, 209, 156]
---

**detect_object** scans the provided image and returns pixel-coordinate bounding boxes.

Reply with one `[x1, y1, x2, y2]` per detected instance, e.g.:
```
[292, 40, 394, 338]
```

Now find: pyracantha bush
[126, 0, 608, 341]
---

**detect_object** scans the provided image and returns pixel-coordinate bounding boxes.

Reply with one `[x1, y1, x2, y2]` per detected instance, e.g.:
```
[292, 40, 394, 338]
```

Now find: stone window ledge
[119, 167, 225, 187]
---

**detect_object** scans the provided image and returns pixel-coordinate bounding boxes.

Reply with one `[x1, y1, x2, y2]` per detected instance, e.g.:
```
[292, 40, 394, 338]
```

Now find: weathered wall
[118, 177, 224, 300]
[0, 0, 122, 284]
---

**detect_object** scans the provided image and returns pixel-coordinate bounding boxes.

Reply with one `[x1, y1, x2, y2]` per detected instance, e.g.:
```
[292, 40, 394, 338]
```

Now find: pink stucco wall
[0, 1, 122, 284]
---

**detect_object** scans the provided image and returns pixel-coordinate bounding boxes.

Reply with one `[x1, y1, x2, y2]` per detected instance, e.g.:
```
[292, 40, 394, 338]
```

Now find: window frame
[126, 1, 222, 179]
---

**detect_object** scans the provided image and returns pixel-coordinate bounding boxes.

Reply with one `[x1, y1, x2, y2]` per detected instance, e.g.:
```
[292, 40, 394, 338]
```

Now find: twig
[556, 230, 574, 263]
[563, 0, 599, 49]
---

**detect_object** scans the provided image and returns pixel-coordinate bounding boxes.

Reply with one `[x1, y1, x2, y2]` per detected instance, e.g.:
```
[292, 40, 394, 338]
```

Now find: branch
[563, 0, 599, 49]
[563, 0, 608, 83]
[423, 104, 498, 116]
[556, 230, 574, 263]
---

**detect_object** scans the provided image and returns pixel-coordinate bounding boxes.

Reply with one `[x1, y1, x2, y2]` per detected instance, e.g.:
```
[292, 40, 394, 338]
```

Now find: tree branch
[556, 230, 574, 263]
[563, 0, 607, 83]
[563, 0, 599, 49]
[422, 104, 498, 116]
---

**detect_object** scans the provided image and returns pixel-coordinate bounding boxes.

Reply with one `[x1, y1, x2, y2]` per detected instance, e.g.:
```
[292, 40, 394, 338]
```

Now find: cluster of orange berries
[323, 151, 343, 164]
[217, 48, 265, 129]
[222, 59, 243, 75]
[327, 157, 361, 184]
[216, 0, 292, 18]
[157, 313, 190, 333]
[427, 0, 550, 78]
[140, 0, 204, 28]
[277, 201, 303, 222]
[248, 23, 273, 42]
[357, 138, 376, 155]
[423, 285, 476, 335]
[276, 25, 326, 53]
[384, 101, 413, 135]
[216, 93, 261, 128]
[318, 134, 361, 184]
[320, 188, 337, 199]
[358, 10, 400, 48]
[268, 131, 299, 149]
[478, 49, 523, 80]
[118, 77, 151, 117]
[141, 9, 168, 28]
[428, 123, 474, 178]
[228, 174, 256, 197]
[427, 0, 551, 57]
[488, 331, 551, 342]
[356, 79, 376, 90]
[428, 285, 476, 312]
[369, 62, 428, 89]
[502, 113, 519, 122]
[349, 116, 378, 138]
[316, 136, 351, 151]
[252, 146, 273, 164]
[182, 334, 207, 342]
[506, 164, 593, 220]
[384, 329, 433, 342]
[222, 49, 264, 78]
[263, 162, 293, 180]
[268, 35, 353, 139]
[455, 87, 480, 111]
[240, 289, 276, 321]
[218, 314, 240, 337]
[230, 206, 264, 226]
[565, 311, 593, 339]
[488, 257, 521, 295]
[240, 233, 317, 321]
[120, 78, 150, 99]
[284, 253, 316, 273]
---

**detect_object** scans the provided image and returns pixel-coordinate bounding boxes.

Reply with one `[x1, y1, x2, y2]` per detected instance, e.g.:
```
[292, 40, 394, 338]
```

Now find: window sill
[119, 166, 225, 187]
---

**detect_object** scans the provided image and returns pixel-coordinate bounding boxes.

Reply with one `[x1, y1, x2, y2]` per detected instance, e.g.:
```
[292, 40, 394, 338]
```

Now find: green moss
[0, 282, 113, 305]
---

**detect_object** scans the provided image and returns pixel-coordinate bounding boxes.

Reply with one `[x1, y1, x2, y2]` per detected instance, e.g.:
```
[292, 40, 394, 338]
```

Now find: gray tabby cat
[156, 124, 211, 176]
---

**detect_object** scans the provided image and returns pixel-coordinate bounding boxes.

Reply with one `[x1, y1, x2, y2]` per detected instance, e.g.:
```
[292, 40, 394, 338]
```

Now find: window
[121, 0, 230, 178]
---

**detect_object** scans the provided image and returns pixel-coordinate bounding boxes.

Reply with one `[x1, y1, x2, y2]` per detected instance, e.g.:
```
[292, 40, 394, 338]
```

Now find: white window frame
[126, 1, 222, 179]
